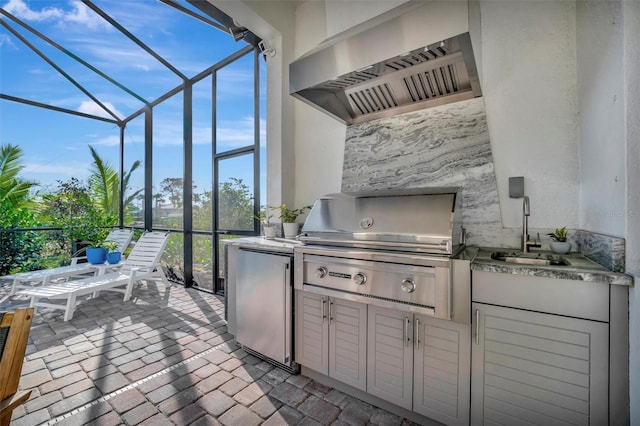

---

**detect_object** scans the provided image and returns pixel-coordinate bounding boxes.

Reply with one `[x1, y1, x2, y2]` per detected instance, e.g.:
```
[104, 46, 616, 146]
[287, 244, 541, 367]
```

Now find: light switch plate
[509, 177, 524, 198]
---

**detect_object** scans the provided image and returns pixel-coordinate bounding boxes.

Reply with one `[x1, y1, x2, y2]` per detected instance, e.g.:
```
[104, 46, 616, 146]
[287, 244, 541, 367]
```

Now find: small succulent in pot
[548, 227, 571, 254]
[101, 240, 119, 252]
[547, 227, 568, 242]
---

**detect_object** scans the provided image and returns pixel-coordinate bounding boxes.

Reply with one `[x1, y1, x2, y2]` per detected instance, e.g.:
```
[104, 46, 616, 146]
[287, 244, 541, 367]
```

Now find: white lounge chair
[3, 228, 134, 296]
[16, 231, 170, 321]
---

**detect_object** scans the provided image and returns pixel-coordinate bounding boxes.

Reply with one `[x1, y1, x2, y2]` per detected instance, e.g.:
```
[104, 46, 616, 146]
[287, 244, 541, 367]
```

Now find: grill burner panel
[303, 254, 449, 319]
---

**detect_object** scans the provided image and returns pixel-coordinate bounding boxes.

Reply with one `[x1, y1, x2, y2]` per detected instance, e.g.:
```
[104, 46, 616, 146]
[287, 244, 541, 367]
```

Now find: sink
[490, 251, 571, 266]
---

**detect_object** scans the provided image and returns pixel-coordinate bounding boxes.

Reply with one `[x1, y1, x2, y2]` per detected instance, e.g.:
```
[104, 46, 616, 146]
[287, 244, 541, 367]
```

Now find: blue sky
[0, 0, 265, 201]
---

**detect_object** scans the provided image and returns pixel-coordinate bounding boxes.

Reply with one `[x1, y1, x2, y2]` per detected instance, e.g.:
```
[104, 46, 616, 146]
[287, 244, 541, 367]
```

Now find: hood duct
[290, 31, 482, 125]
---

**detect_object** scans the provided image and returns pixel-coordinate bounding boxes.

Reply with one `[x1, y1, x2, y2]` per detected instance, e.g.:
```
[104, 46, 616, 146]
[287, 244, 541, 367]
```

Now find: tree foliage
[0, 144, 42, 274]
[160, 177, 183, 208]
[0, 144, 38, 209]
[218, 177, 253, 230]
[40, 178, 114, 250]
[89, 145, 143, 223]
[0, 199, 43, 275]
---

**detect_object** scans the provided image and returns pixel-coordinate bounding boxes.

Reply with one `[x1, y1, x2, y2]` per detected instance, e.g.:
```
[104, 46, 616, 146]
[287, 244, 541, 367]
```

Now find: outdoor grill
[294, 188, 471, 324]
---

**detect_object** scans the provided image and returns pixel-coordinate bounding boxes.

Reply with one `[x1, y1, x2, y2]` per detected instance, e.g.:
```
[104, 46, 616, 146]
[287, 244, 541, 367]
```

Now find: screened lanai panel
[162, 232, 185, 284]
[123, 115, 146, 228]
[1, 0, 264, 290]
[193, 76, 213, 233]
[216, 53, 256, 154]
[0, 102, 120, 195]
[152, 92, 184, 230]
[217, 154, 254, 232]
[90, 0, 241, 74]
[192, 234, 214, 292]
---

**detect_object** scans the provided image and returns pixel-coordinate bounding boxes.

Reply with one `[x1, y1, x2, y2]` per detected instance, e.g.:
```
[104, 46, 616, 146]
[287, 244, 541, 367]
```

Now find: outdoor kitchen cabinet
[295, 290, 367, 391]
[367, 305, 470, 426]
[471, 302, 608, 425]
[470, 270, 627, 425]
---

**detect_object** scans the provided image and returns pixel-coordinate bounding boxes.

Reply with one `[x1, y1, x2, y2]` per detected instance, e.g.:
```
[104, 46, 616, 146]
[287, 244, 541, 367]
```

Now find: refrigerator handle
[283, 262, 290, 364]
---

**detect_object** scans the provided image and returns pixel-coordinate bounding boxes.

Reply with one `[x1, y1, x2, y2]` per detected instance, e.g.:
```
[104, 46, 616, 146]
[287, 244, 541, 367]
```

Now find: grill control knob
[354, 273, 367, 285]
[401, 278, 416, 293]
[315, 267, 328, 278]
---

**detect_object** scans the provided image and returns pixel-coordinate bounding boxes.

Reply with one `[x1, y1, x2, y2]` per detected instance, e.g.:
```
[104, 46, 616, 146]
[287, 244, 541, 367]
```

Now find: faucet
[522, 196, 541, 252]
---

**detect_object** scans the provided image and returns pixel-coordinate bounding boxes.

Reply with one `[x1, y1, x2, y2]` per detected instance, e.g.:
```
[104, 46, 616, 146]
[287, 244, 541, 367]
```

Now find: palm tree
[0, 144, 38, 208]
[0, 144, 41, 274]
[88, 145, 143, 220]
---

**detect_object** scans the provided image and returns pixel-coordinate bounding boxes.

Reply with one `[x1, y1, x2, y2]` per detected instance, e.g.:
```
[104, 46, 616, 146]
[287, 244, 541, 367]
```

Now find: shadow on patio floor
[0, 279, 415, 426]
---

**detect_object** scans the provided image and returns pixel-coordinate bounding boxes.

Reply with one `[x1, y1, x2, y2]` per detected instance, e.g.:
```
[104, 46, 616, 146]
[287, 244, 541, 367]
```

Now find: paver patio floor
[1, 278, 416, 425]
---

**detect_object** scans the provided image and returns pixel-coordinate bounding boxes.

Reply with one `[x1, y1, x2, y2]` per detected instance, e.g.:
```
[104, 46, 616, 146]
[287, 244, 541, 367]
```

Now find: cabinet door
[367, 305, 413, 410]
[328, 298, 367, 391]
[414, 314, 470, 426]
[296, 291, 329, 374]
[471, 303, 608, 426]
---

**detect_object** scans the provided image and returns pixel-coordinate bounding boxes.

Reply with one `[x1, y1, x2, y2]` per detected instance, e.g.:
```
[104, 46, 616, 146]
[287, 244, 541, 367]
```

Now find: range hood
[290, 25, 482, 125]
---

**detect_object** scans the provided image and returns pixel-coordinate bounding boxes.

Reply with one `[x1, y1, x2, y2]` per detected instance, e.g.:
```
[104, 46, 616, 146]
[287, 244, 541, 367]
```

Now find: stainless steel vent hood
[290, 24, 482, 125]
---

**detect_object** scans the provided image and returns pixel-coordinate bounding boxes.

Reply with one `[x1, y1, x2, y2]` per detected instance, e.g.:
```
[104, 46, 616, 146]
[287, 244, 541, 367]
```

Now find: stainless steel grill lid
[300, 188, 463, 255]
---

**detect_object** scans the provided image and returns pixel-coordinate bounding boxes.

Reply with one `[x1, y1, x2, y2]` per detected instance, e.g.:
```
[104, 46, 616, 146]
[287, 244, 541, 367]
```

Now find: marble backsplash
[342, 97, 504, 246]
[340, 98, 627, 272]
[575, 230, 625, 272]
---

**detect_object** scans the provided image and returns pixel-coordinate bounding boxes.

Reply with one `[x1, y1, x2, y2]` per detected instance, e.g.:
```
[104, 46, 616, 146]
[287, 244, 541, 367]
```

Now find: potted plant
[273, 204, 312, 239]
[255, 206, 277, 239]
[102, 240, 122, 264]
[547, 227, 571, 254]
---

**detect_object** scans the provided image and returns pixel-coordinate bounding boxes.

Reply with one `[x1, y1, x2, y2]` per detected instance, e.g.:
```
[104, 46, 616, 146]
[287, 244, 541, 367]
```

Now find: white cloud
[0, 33, 14, 48]
[216, 117, 267, 148]
[70, 40, 163, 73]
[134, 64, 151, 72]
[1, 0, 109, 29]
[62, 0, 110, 30]
[148, 117, 266, 149]
[2, 0, 63, 21]
[23, 162, 89, 178]
[77, 100, 123, 120]
[91, 134, 120, 147]
[27, 68, 47, 75]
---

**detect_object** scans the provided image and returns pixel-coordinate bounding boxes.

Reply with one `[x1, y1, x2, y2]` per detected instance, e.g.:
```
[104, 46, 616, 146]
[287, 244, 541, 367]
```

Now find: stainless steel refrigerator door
[236, 249, 292, 365]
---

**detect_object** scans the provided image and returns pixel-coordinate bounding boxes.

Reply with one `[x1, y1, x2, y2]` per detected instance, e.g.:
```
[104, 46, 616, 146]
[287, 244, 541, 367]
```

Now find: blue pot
[86, 247, 107, 264]
[106, 251, 122, 264]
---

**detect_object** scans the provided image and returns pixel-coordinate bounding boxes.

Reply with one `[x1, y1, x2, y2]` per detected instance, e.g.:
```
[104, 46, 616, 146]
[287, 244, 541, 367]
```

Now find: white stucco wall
[576, 1, 626, 237]
[323, 0, 410, 39]
[480, 1, 579, 231]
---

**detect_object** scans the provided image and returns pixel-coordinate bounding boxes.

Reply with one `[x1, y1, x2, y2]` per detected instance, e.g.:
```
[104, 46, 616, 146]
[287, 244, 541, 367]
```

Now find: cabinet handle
[405, 317, 410, 347]
[321, 298, 326, 322]
[329, 300, 334, 325]
[415, 318, 420, 348]
[475, 309, 480, 345]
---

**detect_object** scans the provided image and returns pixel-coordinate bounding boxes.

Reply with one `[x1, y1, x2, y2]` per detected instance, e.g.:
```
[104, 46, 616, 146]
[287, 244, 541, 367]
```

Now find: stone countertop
[222, 236, 301, 254]
[470, 247, 633, 286]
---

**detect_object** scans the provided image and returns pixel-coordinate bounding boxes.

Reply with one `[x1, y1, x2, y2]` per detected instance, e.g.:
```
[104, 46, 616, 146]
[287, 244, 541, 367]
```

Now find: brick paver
[1, 281, 414, 425]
